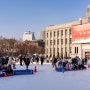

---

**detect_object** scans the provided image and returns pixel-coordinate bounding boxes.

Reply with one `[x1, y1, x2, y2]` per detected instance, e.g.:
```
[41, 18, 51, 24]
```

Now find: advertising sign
[72, 23, 90, 43]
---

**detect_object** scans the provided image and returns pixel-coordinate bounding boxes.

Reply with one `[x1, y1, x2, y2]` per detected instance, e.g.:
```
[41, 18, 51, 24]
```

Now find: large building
[37, 30, 45, 42]
[23, 31, 35, 41]
[45, 3, 90, 59]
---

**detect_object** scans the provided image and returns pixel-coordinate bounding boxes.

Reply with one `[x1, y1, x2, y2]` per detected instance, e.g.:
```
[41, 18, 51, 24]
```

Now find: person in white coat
[8, 57, 16, 69]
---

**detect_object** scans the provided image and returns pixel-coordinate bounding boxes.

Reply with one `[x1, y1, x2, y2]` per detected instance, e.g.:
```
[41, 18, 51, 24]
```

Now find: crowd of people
[19, 55, 45, 69]
[51, 55, 87, 71]
[0, 56, 15, 77]
[0, 54, 88, 76]
[0, 54, 45, 76]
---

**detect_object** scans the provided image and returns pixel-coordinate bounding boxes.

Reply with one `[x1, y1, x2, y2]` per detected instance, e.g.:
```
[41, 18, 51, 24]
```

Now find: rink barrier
[56, 67, 66, 72]
[13, 69, 34, 75]
[56, 67, 86, 72]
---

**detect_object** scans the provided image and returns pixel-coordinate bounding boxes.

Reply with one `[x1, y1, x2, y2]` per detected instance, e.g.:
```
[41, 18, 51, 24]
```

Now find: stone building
[45, 3, 90, 59]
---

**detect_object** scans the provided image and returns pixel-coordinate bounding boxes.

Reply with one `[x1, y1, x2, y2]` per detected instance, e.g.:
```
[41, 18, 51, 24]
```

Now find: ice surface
[0, 62, 90, 90]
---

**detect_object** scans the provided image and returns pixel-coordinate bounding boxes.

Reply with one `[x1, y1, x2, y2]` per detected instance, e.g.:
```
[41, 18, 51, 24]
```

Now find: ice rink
[0, 63, 90, 90]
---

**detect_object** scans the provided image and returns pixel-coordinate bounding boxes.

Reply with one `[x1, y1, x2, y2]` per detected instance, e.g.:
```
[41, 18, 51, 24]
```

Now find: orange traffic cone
[34, 66, 37, 72]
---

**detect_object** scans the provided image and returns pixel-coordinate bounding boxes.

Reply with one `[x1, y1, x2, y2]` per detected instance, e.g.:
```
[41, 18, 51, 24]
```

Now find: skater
[19, 55, 23, 66]
[52, 55, 57, 68]
[40, 56, 44, 65]
[24, 55, 30, 69]
[36, 56, 39, 64]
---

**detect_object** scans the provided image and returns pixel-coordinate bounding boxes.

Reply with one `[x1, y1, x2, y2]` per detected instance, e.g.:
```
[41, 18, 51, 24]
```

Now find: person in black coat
[36, 56, 39, 64]
[24, 55, 30, 69]
[40, 56, 44, 65]
[19, 55, 23, 66]
[85, 57, 87, 65]
[4, 56, 9, 65]
[52, 55, 57, 68]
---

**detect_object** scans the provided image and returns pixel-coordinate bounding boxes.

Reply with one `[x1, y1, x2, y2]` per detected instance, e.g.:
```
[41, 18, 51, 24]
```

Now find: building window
[54, 40, 55, 45]
[65, 29, 67, 35]
[75, 47, 76, 53]
[61, 48, 63, 57]
[65, 38, 67, 44]
[61, 39, 63, 44]
[70, 47, 72, 53]
[50, 48, 52, 55]
[61, 30, 63, 36]
[47, 33, 48, 38]
[57, 39, 59, 45]
[69, 28, 72, 34]
[50, 40, 52, 45]
[57, 31, 59, 36]
[77, 47, 78, 53]
[69, 38, 72, 44]
[61, 48, 63, 53]
[50, 32, 52, 37]
[54, 31, 56, 36]
[54, 48, 55, 54]
[57, 48, 59, 52]
[75, 47, 78, 54]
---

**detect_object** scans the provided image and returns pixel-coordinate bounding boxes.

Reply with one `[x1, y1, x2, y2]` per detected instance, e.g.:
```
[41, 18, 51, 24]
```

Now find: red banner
[72, 23, 90, 43]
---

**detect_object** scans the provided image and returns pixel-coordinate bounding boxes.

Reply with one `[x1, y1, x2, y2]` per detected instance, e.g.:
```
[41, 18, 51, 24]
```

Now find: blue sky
[0, 0, 90, 40]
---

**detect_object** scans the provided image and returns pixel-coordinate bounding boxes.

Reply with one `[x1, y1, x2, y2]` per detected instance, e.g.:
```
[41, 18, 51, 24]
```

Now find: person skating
[40, 56, 44, 65]
[24, 55, 30, 69]
[19, 55, 23, 66]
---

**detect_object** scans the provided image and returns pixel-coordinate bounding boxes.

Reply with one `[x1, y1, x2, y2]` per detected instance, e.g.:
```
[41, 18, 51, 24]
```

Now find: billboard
[72, 23, 90, 43]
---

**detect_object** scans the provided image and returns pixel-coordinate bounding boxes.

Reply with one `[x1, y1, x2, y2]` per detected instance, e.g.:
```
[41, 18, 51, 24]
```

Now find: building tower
[86, 2, 90, 17]
[23, 31, 35, 41]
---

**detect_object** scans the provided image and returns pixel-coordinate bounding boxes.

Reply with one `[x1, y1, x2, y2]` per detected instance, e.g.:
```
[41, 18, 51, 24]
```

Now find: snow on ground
[0, 62, 90, 90]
